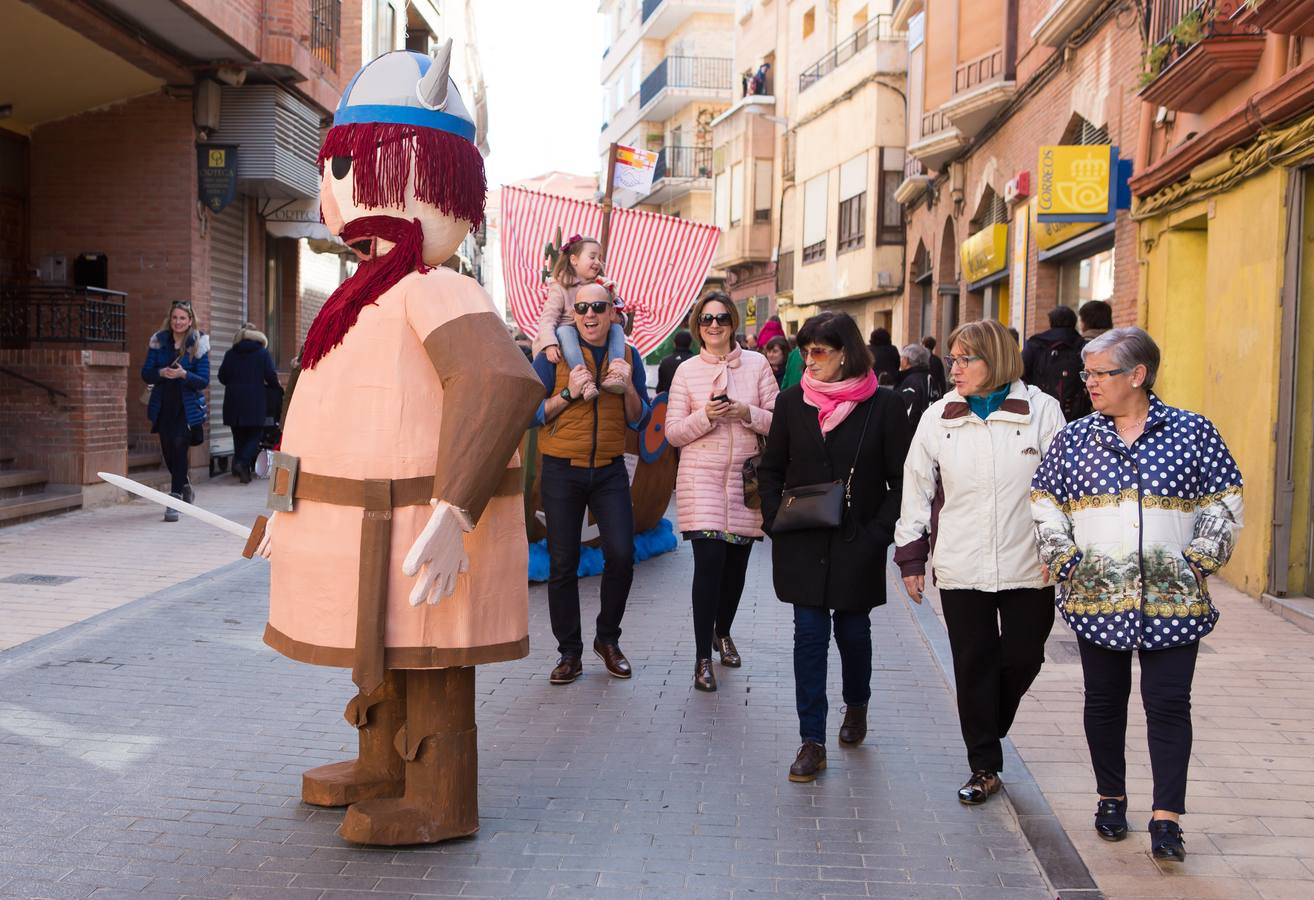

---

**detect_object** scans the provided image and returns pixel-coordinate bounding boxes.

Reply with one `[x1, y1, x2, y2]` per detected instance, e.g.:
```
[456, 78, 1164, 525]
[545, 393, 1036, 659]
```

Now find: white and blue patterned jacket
[1029, 393, 1243, 651]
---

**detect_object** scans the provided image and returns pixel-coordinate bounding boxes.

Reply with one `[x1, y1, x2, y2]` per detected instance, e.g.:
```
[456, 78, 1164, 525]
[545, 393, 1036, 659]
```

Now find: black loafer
[1095, 797, 1128, 841]
[958, 770, 1001, 805]
[1149, 819, 1186, 861]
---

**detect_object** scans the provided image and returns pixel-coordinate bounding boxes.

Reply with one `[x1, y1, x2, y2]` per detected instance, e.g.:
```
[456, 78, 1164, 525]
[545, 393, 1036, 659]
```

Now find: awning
[264, 199, 332, 241]
[967, 268, 1009, 292]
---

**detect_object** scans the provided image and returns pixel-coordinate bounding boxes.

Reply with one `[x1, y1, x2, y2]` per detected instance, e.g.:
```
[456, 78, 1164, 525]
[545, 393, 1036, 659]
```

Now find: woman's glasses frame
[801, 346, 835, 361]
[943, 354, 982, 370]
[698, 313, 734, 327]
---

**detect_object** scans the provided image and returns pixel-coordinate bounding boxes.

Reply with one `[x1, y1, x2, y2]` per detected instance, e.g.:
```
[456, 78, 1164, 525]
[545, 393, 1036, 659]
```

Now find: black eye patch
[331, 156, 352, 179]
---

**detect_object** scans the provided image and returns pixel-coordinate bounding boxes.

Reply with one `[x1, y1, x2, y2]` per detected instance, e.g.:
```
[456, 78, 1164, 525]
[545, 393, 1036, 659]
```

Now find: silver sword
[97, 471, 268, 557]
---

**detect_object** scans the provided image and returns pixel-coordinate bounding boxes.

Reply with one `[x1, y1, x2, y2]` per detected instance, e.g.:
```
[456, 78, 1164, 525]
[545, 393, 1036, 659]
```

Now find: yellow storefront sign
[1032, 201, 1099, 251]
[1037, 145, 1112, 217]
[961, 223, 1009, 285]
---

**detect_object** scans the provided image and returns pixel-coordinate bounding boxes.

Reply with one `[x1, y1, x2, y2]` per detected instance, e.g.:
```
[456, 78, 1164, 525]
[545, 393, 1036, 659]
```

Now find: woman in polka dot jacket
[1030, 326, 1243, 863]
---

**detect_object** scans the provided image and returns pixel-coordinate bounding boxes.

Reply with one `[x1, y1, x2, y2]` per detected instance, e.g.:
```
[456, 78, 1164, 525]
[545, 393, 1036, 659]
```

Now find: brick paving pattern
[0, 536, 1054, 899]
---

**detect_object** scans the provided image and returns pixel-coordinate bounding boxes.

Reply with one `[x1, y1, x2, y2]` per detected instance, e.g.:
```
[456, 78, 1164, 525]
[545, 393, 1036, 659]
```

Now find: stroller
[252, 381, 285, 480]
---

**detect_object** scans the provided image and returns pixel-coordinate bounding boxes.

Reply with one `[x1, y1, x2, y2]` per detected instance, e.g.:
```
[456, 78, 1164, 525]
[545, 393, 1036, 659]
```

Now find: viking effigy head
[317, 41, 485, 267]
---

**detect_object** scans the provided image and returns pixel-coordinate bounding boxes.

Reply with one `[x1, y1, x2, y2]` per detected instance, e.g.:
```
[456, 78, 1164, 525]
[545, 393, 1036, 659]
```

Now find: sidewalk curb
[904, 591, 1106, 900]
[0, 558, 251, 673]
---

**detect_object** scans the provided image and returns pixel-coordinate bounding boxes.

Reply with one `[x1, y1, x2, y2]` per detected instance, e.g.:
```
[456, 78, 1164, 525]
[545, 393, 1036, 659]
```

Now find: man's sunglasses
[573, 301, 612, 315]
[698, 313, 733, 326]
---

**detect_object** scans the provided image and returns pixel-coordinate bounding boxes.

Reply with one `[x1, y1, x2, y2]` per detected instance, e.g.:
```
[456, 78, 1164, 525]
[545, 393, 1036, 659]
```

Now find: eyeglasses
[1079, 367, 1127, 383]
[944, 354, 982, 369]
[698, 313, 734, 327]
[573, 301, 612, 315]
[801, 346, 835, 360]
[171, 301, 193, 311]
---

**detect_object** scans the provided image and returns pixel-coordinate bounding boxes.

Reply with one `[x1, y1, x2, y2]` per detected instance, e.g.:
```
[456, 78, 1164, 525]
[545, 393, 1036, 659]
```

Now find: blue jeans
[540, 455, 635, 657]
[557, 323, 627, 369]
[793, 606, 872, 745]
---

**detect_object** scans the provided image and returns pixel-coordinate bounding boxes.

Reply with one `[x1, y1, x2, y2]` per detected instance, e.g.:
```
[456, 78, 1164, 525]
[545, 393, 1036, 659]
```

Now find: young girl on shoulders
[534, 235, 628, 398]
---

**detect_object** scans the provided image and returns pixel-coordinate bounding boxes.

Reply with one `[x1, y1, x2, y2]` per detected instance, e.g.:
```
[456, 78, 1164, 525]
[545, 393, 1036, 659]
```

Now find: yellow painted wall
[1140, 168, 1288, 596]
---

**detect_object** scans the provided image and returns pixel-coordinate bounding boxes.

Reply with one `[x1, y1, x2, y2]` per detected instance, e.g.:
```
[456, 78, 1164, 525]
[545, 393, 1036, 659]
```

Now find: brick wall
[0, 349, 129, 484]
[28, 92, 199, 452]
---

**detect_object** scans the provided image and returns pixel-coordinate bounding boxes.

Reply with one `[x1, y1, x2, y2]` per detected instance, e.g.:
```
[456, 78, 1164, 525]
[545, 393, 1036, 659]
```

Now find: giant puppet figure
[257, 44, 542, 846]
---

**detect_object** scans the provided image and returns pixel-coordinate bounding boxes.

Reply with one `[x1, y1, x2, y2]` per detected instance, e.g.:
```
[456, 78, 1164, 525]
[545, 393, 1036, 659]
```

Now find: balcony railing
[653, 146, 713, 181]
[640, 56, 734, 108]
[1140, 0, 1265, 110]
[1149, 0, 1206, 46]
[0, 285, 128, 349]
[954, 48, 1005, 94]
[310, 0, 341, 72]
[799, 15, 903, 93]
[642, 0, 663, 22]
[920, 109, 951, 138]
[904, 156, 927, 181]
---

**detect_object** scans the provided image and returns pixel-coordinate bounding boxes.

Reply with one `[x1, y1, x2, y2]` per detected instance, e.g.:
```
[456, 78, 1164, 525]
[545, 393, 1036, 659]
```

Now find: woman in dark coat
[758, 311, 912, 784]
[218, 322, 282, 483]
[141, 300, 209, 520]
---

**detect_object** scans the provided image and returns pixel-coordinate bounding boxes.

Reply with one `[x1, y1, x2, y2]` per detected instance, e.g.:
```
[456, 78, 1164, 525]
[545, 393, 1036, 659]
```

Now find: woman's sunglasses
[801, 346, 835, 360]
[171, 301, 193, 311]
[698, 313, 733, 326]
[573, 301, 612, 315]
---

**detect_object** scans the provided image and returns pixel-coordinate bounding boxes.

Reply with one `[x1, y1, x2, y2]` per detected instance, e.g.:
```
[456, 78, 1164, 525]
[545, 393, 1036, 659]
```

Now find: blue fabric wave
[527, 518, 679, 583]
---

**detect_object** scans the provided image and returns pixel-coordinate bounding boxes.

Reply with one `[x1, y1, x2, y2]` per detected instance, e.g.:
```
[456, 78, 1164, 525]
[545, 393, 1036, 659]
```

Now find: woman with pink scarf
[758, 312, 912, 784]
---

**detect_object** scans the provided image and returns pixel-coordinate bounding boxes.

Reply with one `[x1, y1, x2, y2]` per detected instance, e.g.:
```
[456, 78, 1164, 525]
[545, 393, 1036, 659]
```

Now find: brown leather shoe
[788, 741, 827, 783]
[693, 658, 717, 692]
[715, 634, 742, 668]
[838, 704, 867, 745]
[958, 770, 1002, 805]
[592, 639, 632, 678]
[549, 655, 582, 684]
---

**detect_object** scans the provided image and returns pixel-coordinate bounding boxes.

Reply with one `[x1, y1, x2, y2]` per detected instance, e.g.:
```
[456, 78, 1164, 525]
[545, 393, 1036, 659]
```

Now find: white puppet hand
[257, 512, 276, 559]
[403, 500, 471, 606]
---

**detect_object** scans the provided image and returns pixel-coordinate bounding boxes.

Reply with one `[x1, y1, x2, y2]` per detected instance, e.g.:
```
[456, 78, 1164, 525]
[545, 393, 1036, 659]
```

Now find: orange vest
[538, 345, 634, 467]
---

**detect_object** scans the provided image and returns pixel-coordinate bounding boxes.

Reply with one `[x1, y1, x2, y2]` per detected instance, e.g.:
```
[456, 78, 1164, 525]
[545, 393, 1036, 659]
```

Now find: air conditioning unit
[877, 271, 895, 288]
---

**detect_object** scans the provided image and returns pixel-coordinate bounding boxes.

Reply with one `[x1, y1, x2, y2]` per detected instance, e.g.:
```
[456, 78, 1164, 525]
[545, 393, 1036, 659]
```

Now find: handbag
[741, 434, 767, 510]
[770, 400, 875, 534]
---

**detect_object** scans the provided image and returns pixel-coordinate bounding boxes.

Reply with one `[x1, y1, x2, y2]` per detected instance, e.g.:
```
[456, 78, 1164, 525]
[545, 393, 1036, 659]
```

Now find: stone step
[0, 468, 48, 500]
[127, 450, 162, 473]
[0, 484, 83, 527]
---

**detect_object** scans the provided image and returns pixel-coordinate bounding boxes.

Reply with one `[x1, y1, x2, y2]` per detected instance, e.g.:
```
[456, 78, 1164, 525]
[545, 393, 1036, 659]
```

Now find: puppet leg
[302, 669, 406, 806]
[338, 666, 479, 845]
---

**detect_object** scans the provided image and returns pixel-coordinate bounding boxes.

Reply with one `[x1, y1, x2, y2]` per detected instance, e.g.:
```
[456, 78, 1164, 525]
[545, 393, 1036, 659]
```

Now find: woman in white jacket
[894, 319, 1065, 805]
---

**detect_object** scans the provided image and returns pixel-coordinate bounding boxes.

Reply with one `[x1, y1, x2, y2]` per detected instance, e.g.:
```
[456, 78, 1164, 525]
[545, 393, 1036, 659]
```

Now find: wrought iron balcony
[798, 15, 903, 93]
[0, 284, 128, 349]
[639, 55, 733, 115]
[653, 146, 713, 182]
[1140, 0, 1264, 114]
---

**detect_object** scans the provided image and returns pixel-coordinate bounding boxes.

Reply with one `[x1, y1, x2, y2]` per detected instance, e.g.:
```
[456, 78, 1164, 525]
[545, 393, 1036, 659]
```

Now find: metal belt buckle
[267, 451, 300, 513]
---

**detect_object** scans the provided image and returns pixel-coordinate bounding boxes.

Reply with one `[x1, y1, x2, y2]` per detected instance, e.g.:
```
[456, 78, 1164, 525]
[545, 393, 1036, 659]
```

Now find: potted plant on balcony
[1139, 1, 1265, 113]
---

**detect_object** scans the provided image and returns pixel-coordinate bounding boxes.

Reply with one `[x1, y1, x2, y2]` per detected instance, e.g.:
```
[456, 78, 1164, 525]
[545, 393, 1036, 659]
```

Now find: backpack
[1036, 338, 1091, 422]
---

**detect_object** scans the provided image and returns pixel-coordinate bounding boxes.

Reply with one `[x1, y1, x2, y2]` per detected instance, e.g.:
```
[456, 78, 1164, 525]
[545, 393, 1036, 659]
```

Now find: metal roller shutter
[208, 199, 248, 458]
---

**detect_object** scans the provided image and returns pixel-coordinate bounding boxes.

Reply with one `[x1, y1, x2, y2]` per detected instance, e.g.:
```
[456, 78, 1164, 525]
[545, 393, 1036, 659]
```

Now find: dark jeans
[1079, 638, 1199, 814]
[793, 605, 872, 745]
[231, 425, 263, 470]
[157, 425, 191, 495]
[940, 587, 1054, 773]
[541, 455, 634, 657]
[689, 538, 752, 660]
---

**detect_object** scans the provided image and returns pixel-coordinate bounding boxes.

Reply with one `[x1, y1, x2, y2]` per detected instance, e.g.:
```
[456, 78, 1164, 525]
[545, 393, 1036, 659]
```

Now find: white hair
[1082, 326, 1160, 390]
[900, 343, 930, 368]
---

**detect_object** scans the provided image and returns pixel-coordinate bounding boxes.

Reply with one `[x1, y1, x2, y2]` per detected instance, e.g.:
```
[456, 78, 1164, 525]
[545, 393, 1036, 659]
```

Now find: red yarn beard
[300, 216, 430, 370]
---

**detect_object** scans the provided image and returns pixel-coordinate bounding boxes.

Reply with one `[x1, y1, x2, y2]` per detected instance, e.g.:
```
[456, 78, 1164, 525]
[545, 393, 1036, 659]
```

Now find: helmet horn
[417, 38, 452, 111]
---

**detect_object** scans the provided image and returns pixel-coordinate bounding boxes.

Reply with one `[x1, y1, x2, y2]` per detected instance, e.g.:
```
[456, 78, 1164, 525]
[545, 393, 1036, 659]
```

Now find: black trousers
[541, 456, 634, 657]
[157, 425, 191, 495]
[940, 587, 1055, 773]
[231, 425, 263, 470]
[1078, 638, 1199, 814]
[689, 538, 752, 660]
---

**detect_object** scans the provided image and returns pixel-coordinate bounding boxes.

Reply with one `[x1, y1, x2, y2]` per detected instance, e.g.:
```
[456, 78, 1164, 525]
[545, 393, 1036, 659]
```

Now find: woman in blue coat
[141, 300, 209, 520]
[218, 323, 282, 483]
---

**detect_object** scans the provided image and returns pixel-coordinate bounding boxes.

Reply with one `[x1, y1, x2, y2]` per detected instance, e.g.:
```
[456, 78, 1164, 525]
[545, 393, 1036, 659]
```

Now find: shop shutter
[208, 198, 248, 457]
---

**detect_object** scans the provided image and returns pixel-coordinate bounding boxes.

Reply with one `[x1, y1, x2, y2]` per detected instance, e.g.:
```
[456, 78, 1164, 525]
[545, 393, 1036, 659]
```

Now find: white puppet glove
[257, 511, 276, 559]
[403, 499, 472, 606]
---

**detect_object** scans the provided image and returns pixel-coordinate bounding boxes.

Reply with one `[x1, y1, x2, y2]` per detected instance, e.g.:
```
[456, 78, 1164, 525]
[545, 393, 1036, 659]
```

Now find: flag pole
[599, 142, 619, 260]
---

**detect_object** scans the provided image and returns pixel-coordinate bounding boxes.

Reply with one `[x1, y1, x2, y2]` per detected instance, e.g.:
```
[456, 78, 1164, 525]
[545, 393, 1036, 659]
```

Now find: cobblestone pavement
[0, 538, 1056, 899]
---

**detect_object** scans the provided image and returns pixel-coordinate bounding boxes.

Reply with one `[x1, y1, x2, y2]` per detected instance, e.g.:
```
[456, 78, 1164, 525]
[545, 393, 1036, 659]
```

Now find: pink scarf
[802, 369, 879, 435]
[700, 344, 742, 398]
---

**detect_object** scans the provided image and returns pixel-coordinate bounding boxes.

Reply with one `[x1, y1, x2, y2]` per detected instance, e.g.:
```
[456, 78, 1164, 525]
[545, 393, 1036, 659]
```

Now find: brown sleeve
[424, 311, 544, 524]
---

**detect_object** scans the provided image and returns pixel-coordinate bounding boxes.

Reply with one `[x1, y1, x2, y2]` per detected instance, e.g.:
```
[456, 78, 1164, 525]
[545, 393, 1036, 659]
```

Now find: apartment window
[715, 170, 730, 231]
[372, 0, 396, 58]
[802, 173, 828, 264]
[838, 153, 867, 253]
[803, 6, 815, 39]
[310, 0, 341, 71]
[630, 58, 642, 99]
[877, 148, 905, 245]
[730, 162, 744, 226]
[754, 160, 772, 224]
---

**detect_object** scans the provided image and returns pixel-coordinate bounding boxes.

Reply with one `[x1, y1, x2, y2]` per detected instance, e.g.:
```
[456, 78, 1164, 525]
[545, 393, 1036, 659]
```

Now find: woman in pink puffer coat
[665, 291, 779, 693]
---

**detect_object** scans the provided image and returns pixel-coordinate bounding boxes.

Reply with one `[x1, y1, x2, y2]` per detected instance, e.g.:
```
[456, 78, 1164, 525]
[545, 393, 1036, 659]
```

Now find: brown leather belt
[294, 472, 435, 510]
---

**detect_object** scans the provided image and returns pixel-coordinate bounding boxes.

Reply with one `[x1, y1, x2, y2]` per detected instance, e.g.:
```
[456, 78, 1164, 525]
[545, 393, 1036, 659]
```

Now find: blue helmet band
[333, 104, 477, 143]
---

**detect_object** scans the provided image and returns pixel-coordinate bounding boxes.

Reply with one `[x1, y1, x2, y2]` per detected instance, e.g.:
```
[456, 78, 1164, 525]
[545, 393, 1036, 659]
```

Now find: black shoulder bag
[770, 399, 875, 533]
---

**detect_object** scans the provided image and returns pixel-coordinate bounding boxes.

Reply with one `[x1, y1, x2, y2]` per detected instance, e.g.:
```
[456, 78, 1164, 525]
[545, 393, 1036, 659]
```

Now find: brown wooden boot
[339, 667, 480, 845]
[302, 670, 406, 807]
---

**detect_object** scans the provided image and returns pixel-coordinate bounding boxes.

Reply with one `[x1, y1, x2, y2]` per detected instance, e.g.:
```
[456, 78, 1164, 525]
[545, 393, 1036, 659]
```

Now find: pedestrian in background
[763, 336, 791, 386]
[758, 311, 912, 784]
[894, 342, 937, 424]
[1031, 327, 1243, 862]
[781, 344, 805, 390]
[756, 315, 785, 348]
[531, 283, 651, 685]
[656, 329, 695, 395]
[1079, 300, 1113, 341]
[1022, 306, 1091, 421]
[218, 322, 282, 484]
[869, 327, 901, 385]
[665, 291, 779, 692]
[922, 335, 947, 397]
[141, 300, 209, 521]
[895, 319, 1065, 806]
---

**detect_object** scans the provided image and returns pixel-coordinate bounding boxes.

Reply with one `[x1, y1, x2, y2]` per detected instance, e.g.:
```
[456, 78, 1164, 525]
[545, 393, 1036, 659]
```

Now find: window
[878, 148, 905, 244]
[852, 4, 869, 50]
[802, 173, 828, 264]
[630, 58, 642, 99]
[754, 160, 772, 223]
[372, 0, 396, 59]
[730, 162, 744, 226]
[311, 0, 341, 71]
[838, 153, 867, 253]
[803, 6, 815, 38]
[715, 171, 730, 231]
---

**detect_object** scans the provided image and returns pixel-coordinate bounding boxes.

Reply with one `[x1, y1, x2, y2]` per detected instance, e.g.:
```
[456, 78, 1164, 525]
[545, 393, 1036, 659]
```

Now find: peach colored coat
[267, 266, 529, 667]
